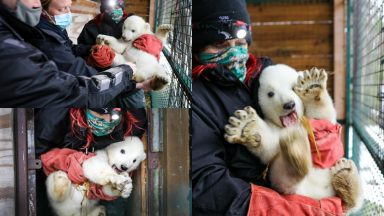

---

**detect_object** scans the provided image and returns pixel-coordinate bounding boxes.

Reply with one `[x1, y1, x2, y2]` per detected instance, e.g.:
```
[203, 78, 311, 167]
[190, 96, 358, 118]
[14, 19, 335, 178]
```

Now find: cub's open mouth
[112, 164, 123, 174]
[280, 111, 298, 127]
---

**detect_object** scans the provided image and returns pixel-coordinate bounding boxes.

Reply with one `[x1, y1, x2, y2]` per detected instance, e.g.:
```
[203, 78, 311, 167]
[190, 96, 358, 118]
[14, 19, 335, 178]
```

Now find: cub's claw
[224, 106, 262, 148]
[331, 158, 363, 210]
[294, 67, 328, 101]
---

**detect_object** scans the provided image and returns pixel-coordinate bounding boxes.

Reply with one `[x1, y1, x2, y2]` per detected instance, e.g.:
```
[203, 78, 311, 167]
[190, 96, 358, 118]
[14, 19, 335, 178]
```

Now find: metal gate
[150, 0, 192, 108]
[347, 0, 384, 215]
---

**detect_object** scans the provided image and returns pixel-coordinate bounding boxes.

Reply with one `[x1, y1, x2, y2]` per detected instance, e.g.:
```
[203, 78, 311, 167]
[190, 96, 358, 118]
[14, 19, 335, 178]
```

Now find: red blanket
[248, 184, 345, 216]
[41, 148, 118, 200]
[87, 44, 116, 69]
[310, 119, 344, 168]
[132, 34, 163, 61]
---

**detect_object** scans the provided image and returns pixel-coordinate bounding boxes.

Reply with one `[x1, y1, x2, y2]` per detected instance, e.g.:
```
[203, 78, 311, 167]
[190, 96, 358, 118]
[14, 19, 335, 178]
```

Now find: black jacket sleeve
[192, 68, 272, 215]
[77, 21, 98, 46]
[0, 34, 133, 107]
[27, 29, 98, 77]
[71, 43, 92, 58]
[192, 105, 252, 216]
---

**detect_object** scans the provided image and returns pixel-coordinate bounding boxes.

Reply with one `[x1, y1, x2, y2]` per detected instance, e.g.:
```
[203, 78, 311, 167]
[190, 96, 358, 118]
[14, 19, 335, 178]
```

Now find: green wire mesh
[246, 0, 331, 4]
[349, 130, 384, 215]
[348, 0, 384, 214]
[151, 0, 192, 108]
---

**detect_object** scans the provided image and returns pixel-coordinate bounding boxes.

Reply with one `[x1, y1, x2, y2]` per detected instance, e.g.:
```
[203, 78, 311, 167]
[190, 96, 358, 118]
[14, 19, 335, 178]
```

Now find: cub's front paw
[109, 174, 132, 191]
[121, 181, 133, 198]
[294, 67, 328, 102]
[224, 106, 262, 148]
[96, 34, 116, 46]
[331, 158, 363, 211]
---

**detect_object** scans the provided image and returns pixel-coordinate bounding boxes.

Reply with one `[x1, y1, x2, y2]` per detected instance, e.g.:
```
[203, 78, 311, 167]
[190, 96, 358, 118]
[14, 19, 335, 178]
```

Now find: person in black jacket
[28, 0, 149, 108]
[192, 0, 345, 215]
[35, 107, 147, 216]
[77, 0, 128, 48]
[0, 0, 134, 107]
[77, 0, 147, 108]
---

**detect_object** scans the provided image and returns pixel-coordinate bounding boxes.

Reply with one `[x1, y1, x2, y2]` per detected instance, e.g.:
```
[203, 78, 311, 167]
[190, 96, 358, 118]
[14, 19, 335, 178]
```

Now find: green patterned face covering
[107, 8, 123, 23]
[86, 110, 121, 136]
[198, 46, 249, 81]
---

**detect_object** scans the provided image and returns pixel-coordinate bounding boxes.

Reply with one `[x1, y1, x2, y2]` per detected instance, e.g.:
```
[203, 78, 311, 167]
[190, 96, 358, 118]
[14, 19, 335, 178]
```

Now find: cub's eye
[132, 30, 136, 33]
[120, 149, 125, 154]
[268, 92, 274, 97]
[133, 159, 137, 163]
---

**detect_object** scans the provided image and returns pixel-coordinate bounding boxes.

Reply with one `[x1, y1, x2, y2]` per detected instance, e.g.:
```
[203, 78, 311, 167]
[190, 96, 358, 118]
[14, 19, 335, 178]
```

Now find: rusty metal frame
[147, 109, 164, 216]
[13, 108, 28, 216]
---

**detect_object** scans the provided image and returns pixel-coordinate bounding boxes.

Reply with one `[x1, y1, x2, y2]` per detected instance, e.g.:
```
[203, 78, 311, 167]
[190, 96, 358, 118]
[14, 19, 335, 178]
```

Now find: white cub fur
[46, 136, 146, 216]
[96, 15, 172, 90]
[225, 64, 363, 212]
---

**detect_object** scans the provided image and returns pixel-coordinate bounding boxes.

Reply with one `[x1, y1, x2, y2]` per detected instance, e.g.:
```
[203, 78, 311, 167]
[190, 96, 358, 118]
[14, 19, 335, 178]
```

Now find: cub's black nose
[121, 164, 128, 171]
[283, 101, 295, 110]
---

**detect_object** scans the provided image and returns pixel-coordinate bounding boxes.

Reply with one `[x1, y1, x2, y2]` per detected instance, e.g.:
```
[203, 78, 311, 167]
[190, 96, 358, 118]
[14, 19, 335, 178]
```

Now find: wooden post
[149, 0, 156, 31]
[163, 109, 190, 216]
[334, 0, 346, 122]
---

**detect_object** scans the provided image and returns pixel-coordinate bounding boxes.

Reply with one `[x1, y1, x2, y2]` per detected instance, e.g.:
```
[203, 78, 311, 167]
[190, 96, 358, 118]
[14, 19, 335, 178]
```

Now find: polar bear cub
[225, 65, 363, 211]
[46, 136, 146, 216]
[97, 15, 172, 90]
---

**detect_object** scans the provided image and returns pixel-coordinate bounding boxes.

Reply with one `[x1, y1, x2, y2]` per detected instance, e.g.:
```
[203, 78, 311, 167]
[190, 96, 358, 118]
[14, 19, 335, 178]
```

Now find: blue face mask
[54, 12, 72, 30]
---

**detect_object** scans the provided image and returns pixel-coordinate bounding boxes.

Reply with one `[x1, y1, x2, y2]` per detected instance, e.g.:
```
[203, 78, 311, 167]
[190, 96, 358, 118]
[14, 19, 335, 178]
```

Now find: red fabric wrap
[132, 34, 163, 61]
[244, 54, 262, 87]
[310, 119, 344, 168]
[248, 120, 345, 215]
[41, 148, 118, 200]
[192, 64, 217, 79]
[87, 44, 116, 69]
[248, 184, 345, 216]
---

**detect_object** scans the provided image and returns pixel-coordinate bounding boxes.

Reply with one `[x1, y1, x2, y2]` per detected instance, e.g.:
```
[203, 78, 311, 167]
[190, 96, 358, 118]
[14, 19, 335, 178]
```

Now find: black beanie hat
[192, 0, 251, 52]
[89, 108, 122, 114]
[100, 0, 125, 13]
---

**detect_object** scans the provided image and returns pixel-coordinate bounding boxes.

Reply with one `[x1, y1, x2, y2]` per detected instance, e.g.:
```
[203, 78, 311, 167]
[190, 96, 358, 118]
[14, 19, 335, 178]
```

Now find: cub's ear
[145, 23, 151, 32]
[140, 153, 147, 161]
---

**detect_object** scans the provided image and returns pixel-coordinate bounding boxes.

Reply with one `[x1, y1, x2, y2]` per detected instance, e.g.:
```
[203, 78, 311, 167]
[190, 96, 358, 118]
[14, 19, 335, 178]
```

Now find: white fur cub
[224, 65, 363, 212]
[96, 15, 172, 90]
[46, 136, 146, 216]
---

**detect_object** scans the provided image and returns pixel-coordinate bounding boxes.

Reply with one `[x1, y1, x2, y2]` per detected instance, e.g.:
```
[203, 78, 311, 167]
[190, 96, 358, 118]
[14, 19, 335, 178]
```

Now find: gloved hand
[248, 184, 345, 216]
[86, 44, 116, 69]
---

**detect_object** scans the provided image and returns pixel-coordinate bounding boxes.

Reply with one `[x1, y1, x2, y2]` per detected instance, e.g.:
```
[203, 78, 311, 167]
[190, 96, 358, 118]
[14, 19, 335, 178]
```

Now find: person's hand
[124, 62, 137, 75]
[136, 78, 154, 91]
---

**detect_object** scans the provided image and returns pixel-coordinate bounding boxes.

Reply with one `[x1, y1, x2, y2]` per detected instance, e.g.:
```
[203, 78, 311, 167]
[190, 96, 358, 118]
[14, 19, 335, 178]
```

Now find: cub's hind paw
[331, 158, 363, 210]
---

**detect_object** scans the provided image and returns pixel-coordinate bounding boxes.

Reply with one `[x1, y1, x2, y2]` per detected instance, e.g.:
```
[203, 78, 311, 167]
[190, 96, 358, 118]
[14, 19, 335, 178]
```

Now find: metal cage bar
[13, 109, 28, 216]
[151, 0, 192, 108]
[348, 0, 384, 215]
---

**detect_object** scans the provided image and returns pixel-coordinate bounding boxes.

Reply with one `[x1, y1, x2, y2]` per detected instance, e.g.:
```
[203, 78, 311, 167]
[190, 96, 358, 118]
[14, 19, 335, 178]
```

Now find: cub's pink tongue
[280, 112, 298, 127]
